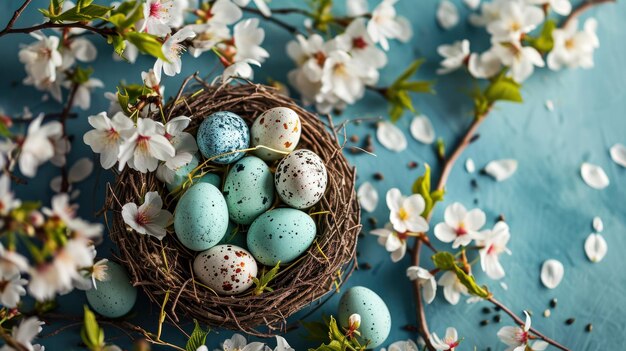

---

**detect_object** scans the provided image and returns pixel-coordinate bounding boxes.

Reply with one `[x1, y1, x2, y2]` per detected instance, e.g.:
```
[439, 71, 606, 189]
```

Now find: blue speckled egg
[275, 149, 327, 209]
[165, 155, 199, 192]
[218, 222, 248, 249]
[223, 156, 275, 225]
[338, 286, 391, 349]
[85, 261, 137, 318]
[197, 172, 221, 188]
[251, 107, 301, 161]
[247, 208, 316, 266]
[174, 183, 229, 251]
[197, 111, 249, 164]
[193, 245, 257, 295]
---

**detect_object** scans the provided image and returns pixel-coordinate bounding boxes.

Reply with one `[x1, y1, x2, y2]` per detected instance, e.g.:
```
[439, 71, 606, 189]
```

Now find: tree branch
[0, 21, 117, 38]
[0, 0, 33, 36]
[59, 82, 79, 193]
[241, 7, 302, 35]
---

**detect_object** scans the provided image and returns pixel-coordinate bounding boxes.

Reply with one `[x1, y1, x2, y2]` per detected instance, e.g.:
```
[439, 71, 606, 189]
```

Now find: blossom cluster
[436, 0, 599, 83]
[286, 0, 412, 113]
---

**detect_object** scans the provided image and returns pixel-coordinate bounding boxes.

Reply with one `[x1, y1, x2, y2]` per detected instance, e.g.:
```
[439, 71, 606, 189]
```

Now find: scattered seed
[493, 314, 501, 323]
[408, 161, 419, 169]
[565, 318, 576, 325]
[543, 309, 551, 318]
[550, 298, 558, 308]
[368, 217, 378, 227]
[474, 198, 479, 205]
[497, 214, 506, 222]
[482, 307, 491, 314]
[350, 135, 360, 143]
[469, 134, 481, 143]
[402, 324, 419, 332]
[373, 172, 384, 181]
[585, 323, 593, 332]
[359, 262, 372, 270]
[480, 319, 489, 326]
[470, 179, 478, 189]
[365, 145, 374, 153]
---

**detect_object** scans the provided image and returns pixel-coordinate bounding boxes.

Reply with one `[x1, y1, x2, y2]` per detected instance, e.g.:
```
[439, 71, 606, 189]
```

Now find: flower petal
[540, 259, 564, 289]
[377, 121, 407, 152]
[485, 159, 518, 181]
[463, 0, 480, 9]
[434, 223, 457, 243]
[584, 233, 607, 263]
[592, 216, 603, 233]
[410, 115, 435, 144]
[437, 0, 459, 30]
[465, 158, 476, 173]
[610, 143, 626, 168]
[357, 182, 378, 213]
[68, 158, 94, 183]
[386, 188, 403, 213]
[580, 162, 609, 189]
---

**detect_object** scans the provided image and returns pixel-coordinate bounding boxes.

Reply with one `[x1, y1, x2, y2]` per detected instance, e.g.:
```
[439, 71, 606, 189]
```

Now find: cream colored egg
[193, 245, 258, 295]
[251, 107, 301, 161]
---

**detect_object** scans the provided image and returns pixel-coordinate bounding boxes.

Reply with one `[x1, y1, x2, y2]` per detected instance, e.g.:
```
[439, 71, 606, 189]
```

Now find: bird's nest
[106, 79, 361, 336]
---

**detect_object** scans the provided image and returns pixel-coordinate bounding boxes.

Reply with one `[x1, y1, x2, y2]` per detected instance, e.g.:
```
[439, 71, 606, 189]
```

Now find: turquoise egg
[165, 155, 199, 192]
[247, 208, 316, 266]
[197, 172, 221, 188]
[197, 111, 249, 164]
[223, 156, 275, 225]
[218, 222, 248, 249]
[338, 286, 391, 349]
[85, 261, 137, 318]
[174, 183, 229, 251]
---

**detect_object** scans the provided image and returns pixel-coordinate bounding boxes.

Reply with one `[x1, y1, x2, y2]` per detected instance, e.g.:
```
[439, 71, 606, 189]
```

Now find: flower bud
[28, 210, 45, 227]
[348, 313, 361, 329]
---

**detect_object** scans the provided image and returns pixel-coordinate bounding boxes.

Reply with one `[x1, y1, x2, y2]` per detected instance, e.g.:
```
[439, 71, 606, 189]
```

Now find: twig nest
[107, 82, 360, 336]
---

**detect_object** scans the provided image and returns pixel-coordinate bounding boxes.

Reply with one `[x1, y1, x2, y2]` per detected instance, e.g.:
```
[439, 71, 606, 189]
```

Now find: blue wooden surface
[1, 0, 625, 350]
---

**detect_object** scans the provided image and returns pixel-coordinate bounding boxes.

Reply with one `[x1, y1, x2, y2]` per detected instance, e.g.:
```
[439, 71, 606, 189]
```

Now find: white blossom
[486, 2, 544, 41]
[138, 0, 187, 36]
[0, 317, 44, 351]
[431, 327, 460, 350]
[273, 336, 294, 351]
[188, 22, 230, 58]
[497, 311, 548, 351]
[367, 0, 412, 51]
[0, 271, 27, 308]
[0, 174, 22, 220]
[438, 271, 468, 305]
[386, 188, 429, 233]
[336, 18, 387, 69]
[434, 202, 486, 249]
[122, 191, 173, 240]
[232, 18, 269, 64]
[478, 221, 512, 280]
[18, 114, 63, 177]
[0, 243, 29, 278]
[233, 0, 271, 17]
[60, 37, 98, 69]
[156, 116, 198, 184]
[371, 224, 409, 262]
[469, 0, 508, 27]
[118, 118, 175, 172]
[547, 18, 599, 70]
[492, 42, 544, 83]
[468, 48, 502, 79]
[528, 0, 571, 16]
[18, 32, 63, 87]
[154, 27, 197, 77]
[67, 78, 104, 110]
[214, 333, 267, 351]
[437, 40, 470, 74]
[83, 112, 135, 169]
[384, 340, 419, 351]
[407, 266, 437, 304]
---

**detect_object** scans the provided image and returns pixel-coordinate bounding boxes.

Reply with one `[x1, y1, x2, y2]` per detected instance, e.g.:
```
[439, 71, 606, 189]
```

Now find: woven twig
[106, 81, 361, 337]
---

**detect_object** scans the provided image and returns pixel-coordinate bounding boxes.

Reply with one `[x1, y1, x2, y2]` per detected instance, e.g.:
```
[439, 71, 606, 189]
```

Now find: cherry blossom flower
[528, 0, 572, 16]
[18, 32, 63, 87]
[232, 19, 269, 64]
[497, 311, 548, 351]
[206, 0, 243, 25]
[0, 174, 22, 220]
[188, 22, 230, 58]
[142, 68, 162, 90]
[367, 0, 413, 50]
[42, 193, 78, 225]
[0, 243, 29, 277]
[0, 317, 44, 351]
[0, 271, 27, 308]
[18, 113, 63, 177]
[156, 116, 198, 184]
[83, 112, 135, 169]
[486, 2, 544, 41]
[478, 221, 512, 280]
[60, 37, 98, 69]
[233, 0, 271, 17]
[371, 224, 410, 262]
[407, 266, 437, 303]
[122, 191, 173, 240]
[320, 50, 374, 105]
[154, 27, 197, 77]
[492, 42, 545, 83]
[222, 59, 260, 82]
[138, 0, 187, 36]
[469, 0, 508, 27]
[437, 0, 460, 30]
[434, 202, 486, 248]
[547, 18, 599, 70]
[336, 18, 387, 70]
[215, 333, 267, 351]
[437, 40, 470, 74]
[118, 118, 176, 172]
[384, 340, 419, 351]
[67, 78, 104, 110]
[386, 188, 429, 234]
[431, 327, 460, 350]
[75, 258, 110, 290]
[438, 271, 468, 305]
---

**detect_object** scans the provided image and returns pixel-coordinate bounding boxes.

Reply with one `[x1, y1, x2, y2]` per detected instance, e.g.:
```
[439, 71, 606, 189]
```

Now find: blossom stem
[0, 0, 33, 37]
[487, 297, 571, 351]
[241, 7, 302, 35]
[0, 21, 117, 38]
[562, 0, 615, 28]
[59, 82, 79, 193]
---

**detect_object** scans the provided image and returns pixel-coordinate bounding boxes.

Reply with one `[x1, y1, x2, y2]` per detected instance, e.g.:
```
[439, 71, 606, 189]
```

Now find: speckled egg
[174, 183, 229, 251]
[247, 208, 316, 266]
[165, 155, 199, 192]
[85, 261, 137, 318]
[223, 156, 275, 225]
[275, 149, 327, 209]
[338, 286, 391, 349]
[251, 107, 301, 161]
[193, 245, 257, 295]
[197, 172, 221, 188]
[218, 222, 248, 249]
[197, 111, 250, 164]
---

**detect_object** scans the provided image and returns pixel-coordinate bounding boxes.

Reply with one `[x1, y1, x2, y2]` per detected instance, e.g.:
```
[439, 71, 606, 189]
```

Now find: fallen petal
[610, 143, 626, 168]
[357, 181, 379, 213]
[592, 216, 603, 233]
[584, 233, 607, 263]
[437, 0, 459, 30]
[410, 115, 435, 144]
[541, 259, 564, 289]
[484, 159, 518, 181]
[545, 99, 554, 111]
[500, 282, 508, 291]
[463, 0, 480, 9]
[377, 121, 407, 152]
[68, 158, 94, 183]
[580, 162, 609, 189]
[465, 158, 476, 173]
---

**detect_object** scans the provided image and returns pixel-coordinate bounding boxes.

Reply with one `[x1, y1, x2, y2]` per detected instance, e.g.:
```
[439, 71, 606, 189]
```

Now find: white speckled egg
[338, 286, 391, 348]
[251, 107, 301, 161]
[275, 149, 327, 209]
[224, 156, 275, 225]
[247, 208, 316, 266]
[85, 261, 137, 318]
[193, 244, 257, 295]
[174, 183, 229, 251]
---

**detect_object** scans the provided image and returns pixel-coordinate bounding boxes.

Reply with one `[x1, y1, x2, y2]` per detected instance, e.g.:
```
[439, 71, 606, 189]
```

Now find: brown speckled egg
[251, 107, 301, 161]
[193, 245, 258, 295]
[275, 149, 327, 209]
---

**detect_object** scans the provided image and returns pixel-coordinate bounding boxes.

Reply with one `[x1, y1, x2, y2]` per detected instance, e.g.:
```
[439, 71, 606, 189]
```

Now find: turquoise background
[1, 0, 625, 349]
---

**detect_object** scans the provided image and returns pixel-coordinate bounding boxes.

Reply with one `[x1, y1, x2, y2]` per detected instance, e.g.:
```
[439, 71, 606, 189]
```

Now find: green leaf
[125, 32, 167, 60]
[108, 34, 126, 57]
[484, 75, 523, 103]
[393, 58, 425, 86]
[54, 4, 111, 22]
[525, 19, 556, 53]
[411, 164, 443, 217]
[388, 103, 404, 123]
[435, 138, 445, 160]
[431, 251, 456, 271]
[451, 264, 490, 298]
[81, 306, 104, 350]
[108, 3, 144, 29]
[185, 320, 210, 351]
[398, 80, 435, 94]
[70, 66, 93, 84]
[253, 261, 281, 295]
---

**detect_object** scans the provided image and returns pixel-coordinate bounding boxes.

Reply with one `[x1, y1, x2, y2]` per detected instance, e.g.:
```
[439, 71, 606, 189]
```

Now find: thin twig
[562, 0, 615, 28]
[0, 0, 33, 36]
[0, 21, 117, 38]
[241, 7, 302, 35]
[59, 82, 79, 193]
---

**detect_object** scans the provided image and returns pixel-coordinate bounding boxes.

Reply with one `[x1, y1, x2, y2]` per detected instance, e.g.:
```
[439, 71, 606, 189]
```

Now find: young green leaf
[69, 66, 94, 84]
[185, 320, 210, 351]
[431, 251, 456, 271]
[393, 59, 425, 86]
[53, 4, 111, 22]
[525, 19, 556, 53]
[252, 261, 281, 295]
[451, 264, 491, 298]
[484, 75, 523, 103]
[125, 32, 167, 61]
[81, 306, 104, 351]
